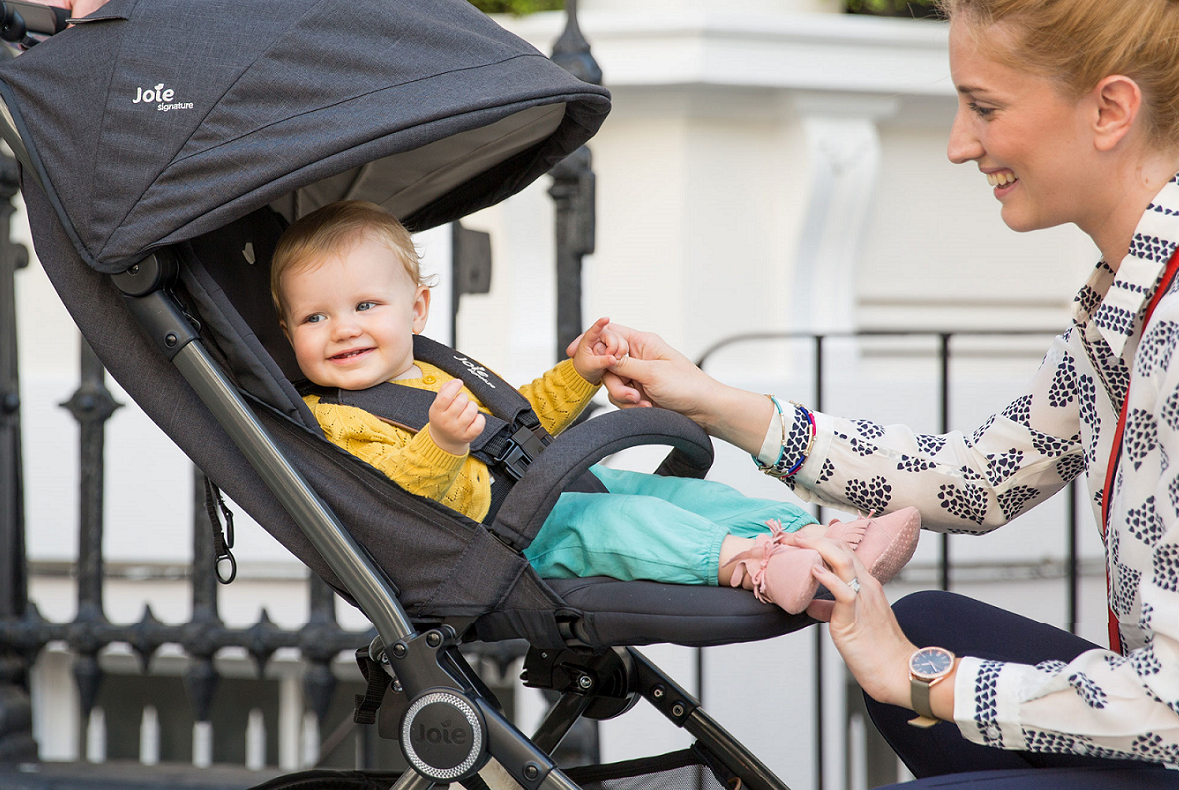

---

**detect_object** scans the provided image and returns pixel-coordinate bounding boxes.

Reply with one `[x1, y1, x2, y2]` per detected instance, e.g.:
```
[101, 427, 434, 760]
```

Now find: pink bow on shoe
[724, 519, 823, 614]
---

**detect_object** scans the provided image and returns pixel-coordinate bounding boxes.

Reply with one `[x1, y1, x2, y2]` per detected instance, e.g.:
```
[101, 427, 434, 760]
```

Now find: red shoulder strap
[1100, 246, 1179, 653]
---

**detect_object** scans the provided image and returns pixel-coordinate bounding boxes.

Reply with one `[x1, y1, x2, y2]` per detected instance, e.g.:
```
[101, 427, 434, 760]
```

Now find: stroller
[0, 0, 815, 787]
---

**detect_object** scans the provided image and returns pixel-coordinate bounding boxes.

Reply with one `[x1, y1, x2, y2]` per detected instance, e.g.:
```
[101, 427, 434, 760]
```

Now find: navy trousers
[867, 591, 1179, 788]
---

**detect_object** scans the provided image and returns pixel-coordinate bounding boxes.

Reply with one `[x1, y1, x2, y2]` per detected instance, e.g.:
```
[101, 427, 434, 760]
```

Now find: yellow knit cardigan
[304, 358, 598, 521]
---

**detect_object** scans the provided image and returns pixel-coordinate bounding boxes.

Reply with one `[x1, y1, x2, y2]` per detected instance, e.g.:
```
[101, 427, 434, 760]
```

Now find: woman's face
[946, 19, 1097, 234]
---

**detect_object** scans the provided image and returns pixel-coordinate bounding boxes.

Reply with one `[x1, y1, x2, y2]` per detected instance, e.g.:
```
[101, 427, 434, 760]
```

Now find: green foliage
[467, 0, 563, 14]
[845, 0, 938, 13]
[468, 0, 940, 19]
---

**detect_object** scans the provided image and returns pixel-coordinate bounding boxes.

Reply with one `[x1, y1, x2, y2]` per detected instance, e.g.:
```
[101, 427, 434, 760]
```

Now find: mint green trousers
[523, 465, 818, 585]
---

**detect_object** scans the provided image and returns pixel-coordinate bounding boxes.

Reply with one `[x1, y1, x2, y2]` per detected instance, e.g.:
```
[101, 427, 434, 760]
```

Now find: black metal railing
[0, 138, 33, 765]
[13, 337, 375, 766]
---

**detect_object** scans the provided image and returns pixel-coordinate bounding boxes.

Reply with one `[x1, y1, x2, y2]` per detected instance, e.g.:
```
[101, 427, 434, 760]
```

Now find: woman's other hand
[792, 532, 920, 710]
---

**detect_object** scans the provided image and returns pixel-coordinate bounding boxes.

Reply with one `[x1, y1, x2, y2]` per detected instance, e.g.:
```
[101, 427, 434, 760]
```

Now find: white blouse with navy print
[758, 173, 1179, 764]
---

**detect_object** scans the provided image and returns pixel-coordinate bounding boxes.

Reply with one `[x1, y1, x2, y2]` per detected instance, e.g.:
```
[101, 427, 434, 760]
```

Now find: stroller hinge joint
[121, 289, 200, 360]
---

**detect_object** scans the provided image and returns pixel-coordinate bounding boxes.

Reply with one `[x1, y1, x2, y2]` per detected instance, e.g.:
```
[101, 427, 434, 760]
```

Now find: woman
[601, 0, 1179, 784]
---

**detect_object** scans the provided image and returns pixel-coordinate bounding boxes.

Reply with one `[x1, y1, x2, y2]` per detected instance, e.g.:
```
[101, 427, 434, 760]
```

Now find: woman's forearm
[693, 384, 776, 456]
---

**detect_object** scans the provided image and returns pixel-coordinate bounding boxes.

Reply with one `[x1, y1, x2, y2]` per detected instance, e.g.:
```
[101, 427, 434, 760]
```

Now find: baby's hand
[570, 317, 629, 385]
[428, 379, 485, 455]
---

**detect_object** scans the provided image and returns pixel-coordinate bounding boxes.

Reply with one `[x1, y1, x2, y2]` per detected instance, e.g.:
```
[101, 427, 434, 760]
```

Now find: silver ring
[847, 577, 861, 594]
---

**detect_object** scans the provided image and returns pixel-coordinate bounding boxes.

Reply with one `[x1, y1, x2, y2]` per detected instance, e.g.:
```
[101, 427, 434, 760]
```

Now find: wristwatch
[908, 646, 955, 728]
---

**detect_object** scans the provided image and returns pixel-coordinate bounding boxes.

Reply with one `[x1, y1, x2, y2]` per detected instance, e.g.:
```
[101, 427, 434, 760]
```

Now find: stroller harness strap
[317, 384, 543, 479]
[306, 335, 606, 531]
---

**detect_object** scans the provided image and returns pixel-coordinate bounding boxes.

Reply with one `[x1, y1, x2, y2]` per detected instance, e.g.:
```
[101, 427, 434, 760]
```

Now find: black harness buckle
[496, 425, 549, 481]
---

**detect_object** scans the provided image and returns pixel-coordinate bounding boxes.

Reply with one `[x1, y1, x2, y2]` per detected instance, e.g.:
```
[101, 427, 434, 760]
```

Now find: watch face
[910, 647, 954, 680]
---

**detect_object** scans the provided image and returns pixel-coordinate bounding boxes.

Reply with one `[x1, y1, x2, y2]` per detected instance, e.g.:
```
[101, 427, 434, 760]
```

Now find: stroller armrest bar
[491, 408, 713, 552]
[170, 337, 416, 643]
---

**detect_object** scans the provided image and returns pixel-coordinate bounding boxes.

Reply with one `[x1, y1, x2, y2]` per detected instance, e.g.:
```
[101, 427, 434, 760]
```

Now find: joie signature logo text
[133, 83, 194, 113]
[453, 356, 495, 389]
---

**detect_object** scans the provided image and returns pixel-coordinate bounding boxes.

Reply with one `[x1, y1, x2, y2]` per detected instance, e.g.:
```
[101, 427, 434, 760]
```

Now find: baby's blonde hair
[270, 200, 431, 317]
[940, 0, 1179, 150]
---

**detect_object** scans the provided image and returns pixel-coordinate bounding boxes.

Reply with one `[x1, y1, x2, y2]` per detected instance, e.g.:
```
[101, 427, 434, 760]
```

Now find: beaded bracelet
[784, 400, 817, 476]
[755, 396, 816, 479]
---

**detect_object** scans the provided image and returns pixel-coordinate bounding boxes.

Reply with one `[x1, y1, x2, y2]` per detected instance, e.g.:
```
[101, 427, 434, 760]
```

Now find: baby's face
[279, 236, 429, 390]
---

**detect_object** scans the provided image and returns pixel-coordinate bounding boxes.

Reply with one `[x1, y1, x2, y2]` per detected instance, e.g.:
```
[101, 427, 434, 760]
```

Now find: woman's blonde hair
[939, 0, 1179, 149]
[270, 200, 433, 316]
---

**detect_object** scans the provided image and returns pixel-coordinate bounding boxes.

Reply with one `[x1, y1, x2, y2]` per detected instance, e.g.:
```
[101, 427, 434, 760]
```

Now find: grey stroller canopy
[1, 0, 608, 274]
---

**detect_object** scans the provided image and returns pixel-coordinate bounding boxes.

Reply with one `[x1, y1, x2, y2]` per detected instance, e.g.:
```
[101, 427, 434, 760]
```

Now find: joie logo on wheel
[401, 692, 485, 780]
[412, 718, 468, 746]
[132, 83, 194, 113]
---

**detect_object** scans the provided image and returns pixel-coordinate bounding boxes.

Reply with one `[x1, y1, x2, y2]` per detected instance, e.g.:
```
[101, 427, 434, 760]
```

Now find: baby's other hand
[571, 317, 626, 385]
[428, 379, 485, 455]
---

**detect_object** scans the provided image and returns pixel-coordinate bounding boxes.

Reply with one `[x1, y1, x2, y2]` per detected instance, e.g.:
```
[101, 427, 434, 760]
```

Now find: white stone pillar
[791, 94, 899, 336]
[246, 708, 266, 770]
[85, 707, 106, 764]
[139, 705, 159, 765]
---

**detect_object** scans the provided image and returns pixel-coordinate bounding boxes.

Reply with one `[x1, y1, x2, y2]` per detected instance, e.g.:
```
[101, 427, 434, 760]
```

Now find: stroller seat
[0, 1, 813, 787]
[173, 202, 815, 652]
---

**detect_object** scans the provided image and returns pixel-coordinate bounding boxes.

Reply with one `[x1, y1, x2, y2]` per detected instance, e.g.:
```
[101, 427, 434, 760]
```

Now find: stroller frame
[114, 253, 792, 790]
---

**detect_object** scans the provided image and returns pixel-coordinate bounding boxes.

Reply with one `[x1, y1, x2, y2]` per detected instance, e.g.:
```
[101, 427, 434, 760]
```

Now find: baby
[270, 200, 920, 617]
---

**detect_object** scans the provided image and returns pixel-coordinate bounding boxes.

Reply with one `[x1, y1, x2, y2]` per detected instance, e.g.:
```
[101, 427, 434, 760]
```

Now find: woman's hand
[565, 323, 714, 411]
[601, 326, 705, 408]
[792, 532, 919, 710]
[588, 324, 777, 455]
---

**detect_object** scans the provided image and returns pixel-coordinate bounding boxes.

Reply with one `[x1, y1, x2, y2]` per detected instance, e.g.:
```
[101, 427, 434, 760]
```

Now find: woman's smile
[988, 170, 1019, 198]
[986, 170, 1017, 187]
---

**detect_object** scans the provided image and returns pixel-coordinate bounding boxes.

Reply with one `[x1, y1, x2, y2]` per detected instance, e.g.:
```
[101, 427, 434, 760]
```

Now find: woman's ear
[1092, 75, 1142, 152]
[412, 286, 430, 335]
